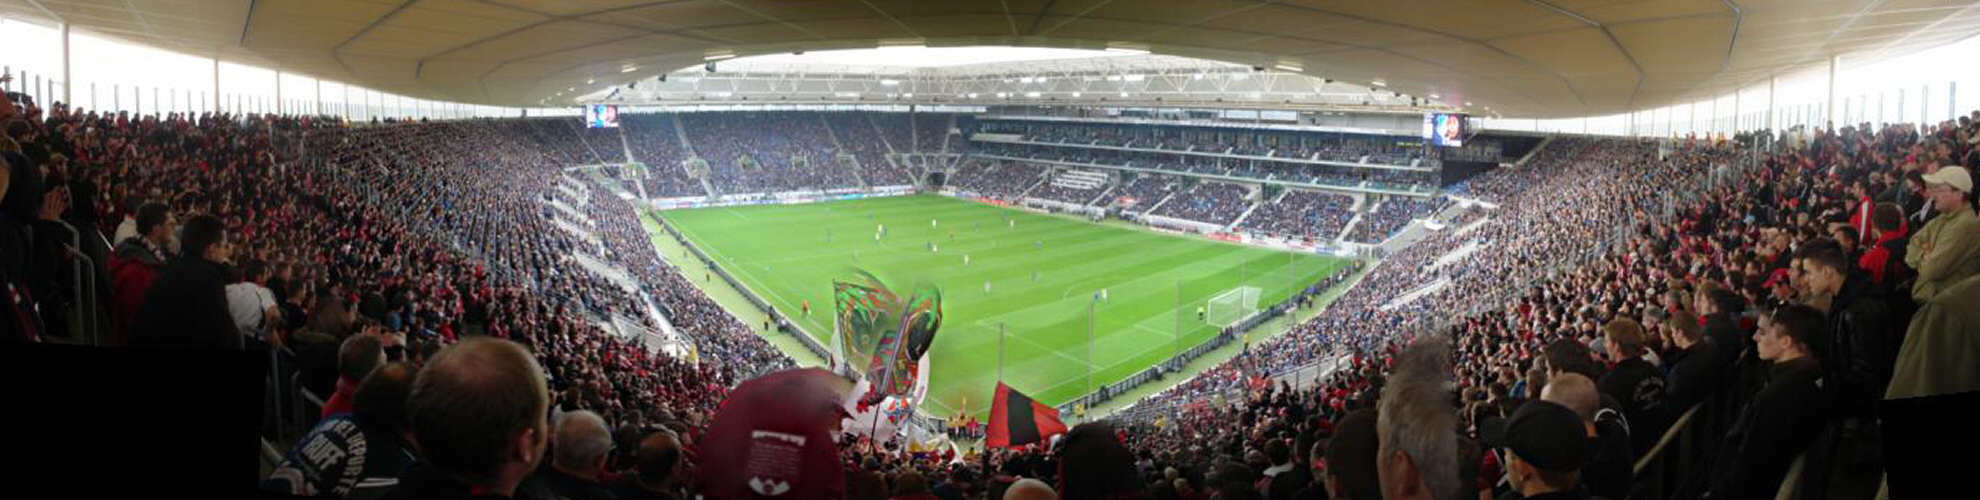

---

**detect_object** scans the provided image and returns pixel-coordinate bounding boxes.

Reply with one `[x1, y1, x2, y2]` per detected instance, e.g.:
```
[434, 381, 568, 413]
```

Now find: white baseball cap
[1922, 166, 1973, 194]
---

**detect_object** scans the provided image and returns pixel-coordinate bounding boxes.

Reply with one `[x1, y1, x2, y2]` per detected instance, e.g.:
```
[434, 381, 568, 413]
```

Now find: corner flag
[985, 382, 1068, 449]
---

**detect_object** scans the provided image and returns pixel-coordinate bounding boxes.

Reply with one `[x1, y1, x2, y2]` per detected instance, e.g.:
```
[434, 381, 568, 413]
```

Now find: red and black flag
[986, 382, 1068, 449]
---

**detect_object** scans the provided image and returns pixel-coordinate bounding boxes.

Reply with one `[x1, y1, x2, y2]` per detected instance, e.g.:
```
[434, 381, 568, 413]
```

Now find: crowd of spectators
[680, 112, 858, 194]
[9, 72, 1979, 500]
[1344, 196, 1448, 244]
[1150, 182, 1253, 226]
[916, 114, 954, 153]
[1238, 190, 1356, 241]
[619, 114, 705, 198]
[1110, 176, 1176, 210]
[824, 112, 917, 186]
[1027, 169, 1111, 206]
[950, 160, 1047, 198]
[1105, 113, 1980, 500]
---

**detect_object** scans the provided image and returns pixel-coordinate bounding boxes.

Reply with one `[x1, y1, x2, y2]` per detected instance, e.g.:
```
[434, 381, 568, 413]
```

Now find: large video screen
[1423, 113, 1466, 147]
[585, 104, 620, 128]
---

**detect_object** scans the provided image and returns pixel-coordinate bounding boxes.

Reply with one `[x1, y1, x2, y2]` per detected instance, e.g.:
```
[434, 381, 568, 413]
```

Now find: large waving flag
[986, 382, 1068, 449]
[834, 270, 942, 404]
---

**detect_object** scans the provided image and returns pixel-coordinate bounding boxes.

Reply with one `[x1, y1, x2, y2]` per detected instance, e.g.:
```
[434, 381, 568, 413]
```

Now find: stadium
[1, 1, 1977, 499]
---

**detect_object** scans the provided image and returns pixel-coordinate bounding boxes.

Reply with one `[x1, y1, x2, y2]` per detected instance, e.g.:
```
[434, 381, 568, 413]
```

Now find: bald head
[1005, 478, 1059, 500]
[553, 410, 613, 477]
[1540, 373, 1599, 424]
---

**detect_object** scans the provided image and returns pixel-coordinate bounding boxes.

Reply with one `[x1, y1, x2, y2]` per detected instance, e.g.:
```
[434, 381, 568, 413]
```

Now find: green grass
[661, 195, 1348, 419]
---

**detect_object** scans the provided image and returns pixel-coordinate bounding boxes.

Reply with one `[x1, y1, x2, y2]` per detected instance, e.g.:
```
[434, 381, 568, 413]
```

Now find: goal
[1206, 286, 1262, 328]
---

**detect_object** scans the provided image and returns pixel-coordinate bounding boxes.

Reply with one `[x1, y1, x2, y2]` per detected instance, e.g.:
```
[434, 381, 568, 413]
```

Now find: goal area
[1206, 286, 1262, 328]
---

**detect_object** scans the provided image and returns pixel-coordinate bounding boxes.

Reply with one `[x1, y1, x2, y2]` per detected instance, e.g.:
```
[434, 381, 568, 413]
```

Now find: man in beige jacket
[1904, 166, 1980, 303]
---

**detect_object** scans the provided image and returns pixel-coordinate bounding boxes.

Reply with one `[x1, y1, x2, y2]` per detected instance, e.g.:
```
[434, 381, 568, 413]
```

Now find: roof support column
[1827, 55, 1841, 129]
[60, 22, 71, 103]
[1766, 76, 1777, 133]
[213, 59, 222, 112]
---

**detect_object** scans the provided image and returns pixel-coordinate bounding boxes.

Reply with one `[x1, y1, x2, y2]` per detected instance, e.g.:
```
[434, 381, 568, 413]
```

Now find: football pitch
[661, 195, 1351, 419]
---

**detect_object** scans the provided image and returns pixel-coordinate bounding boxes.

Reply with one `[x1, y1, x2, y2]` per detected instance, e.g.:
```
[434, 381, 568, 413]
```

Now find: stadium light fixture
[1072, 92, 1082, 97]
[1370, 80, 1387, 87]
[903, 93, 913, 98]
[1429, 93, 1441, 99]
[968, 93, 979, 98]
[1274, 64, 1301, 72]
[1026, 92, 1041, 98]
[1465, 101, 1473, 106]
[880, 79, 901, 86]
[1193, 73, 1204, 80]
[586, 78, 594, 84]
[704, 53, 735, 61]
[1119, 92, 1130, 97]
[621, 65, 638, 73]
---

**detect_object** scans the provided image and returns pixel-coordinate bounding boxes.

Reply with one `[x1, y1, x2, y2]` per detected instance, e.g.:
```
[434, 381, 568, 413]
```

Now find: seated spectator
[129, 214, 242, 349]
[382, 337, 552, 500]
[526, 410, 617, 500]
[264, 362, 416, 499]
[1855, 203, 1910, 291]
[611, 429, 685, 500]
[1479, 400, 1603, 500]
[1698, 305, 1829, 500]
[323, 333, 385, 420]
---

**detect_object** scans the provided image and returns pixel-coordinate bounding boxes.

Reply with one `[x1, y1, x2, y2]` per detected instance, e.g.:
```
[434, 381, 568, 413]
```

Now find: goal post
[1206, 286, 1262, 327]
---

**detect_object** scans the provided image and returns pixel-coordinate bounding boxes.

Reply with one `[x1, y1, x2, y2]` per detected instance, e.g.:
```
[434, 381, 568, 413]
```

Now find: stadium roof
[6, 0, 1979, 118]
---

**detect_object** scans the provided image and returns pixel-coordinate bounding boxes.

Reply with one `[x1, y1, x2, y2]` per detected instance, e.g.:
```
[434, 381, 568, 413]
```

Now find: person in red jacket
[1857, 203, 1911, 286]
[109, 202, 172, 345]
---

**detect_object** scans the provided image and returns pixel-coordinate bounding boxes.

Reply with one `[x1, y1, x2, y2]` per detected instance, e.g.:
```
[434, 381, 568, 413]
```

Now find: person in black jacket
[129, 214, 242, 350]
[609, 429, 684, 500]
[1796, 241, 1897, 419]
[1539, 373, 1630, 500]
[1596, 318, 1667, 455]
[1701, 305, 1829, 500]
[1658, 314, 1726, 423]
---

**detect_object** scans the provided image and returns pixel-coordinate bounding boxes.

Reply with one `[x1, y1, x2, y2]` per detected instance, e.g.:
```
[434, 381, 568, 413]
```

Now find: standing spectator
[1856, 203, 1910, 290]
[610, 429, 685, 500]
[1375, 338, 1461, 500]
[323, 333, 386, 419]
[129, 214, 242, 349]
[527, 410, 618, 500]
[1478, 400, 1602, 500]
[1698, 305, 1829, 500]
[1056, 422, 1148, 500]
[1596, 318, 1666, 454]
[1659, 314, 1725, 421]
[1797, 241, 1896, 418]
[889, 473, 942, 500]
[1321, 409, 1382, 500]
[264, 363, 417, 499]
[229, 260, 283, 347]
[382, 337, 552, 500]
[110, 202, 171, 344]
[1903, 166, 1980, 303]
[1538, 373, 1629, 500]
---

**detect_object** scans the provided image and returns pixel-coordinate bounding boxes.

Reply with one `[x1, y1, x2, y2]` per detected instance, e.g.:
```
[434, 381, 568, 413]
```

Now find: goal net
[1206, 286, 1262, 328]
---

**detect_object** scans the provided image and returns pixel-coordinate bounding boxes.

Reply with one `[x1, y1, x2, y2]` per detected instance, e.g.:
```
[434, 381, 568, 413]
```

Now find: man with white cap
[1904, 165, 1980, 303]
